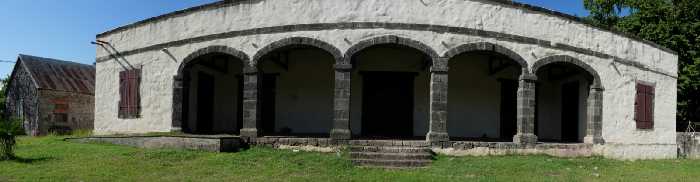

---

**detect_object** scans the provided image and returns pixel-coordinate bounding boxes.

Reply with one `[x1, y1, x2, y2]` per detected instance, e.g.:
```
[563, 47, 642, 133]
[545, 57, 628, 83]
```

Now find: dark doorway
[361, 72, 415, 138]
[260, 74, 278, 134]
[499, 79, 518, 140]
[196, 72, 215, 134]
[561, 81, 580, 142]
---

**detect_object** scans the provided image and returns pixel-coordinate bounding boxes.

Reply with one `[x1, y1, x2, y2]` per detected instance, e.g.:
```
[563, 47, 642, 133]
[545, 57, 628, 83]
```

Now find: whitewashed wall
[94, 0, 678, 159]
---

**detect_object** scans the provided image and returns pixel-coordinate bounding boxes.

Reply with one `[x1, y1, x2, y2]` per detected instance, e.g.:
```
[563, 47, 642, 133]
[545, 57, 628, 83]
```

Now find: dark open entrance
[499, 79, 518, 140]
[561, 81, 580, 142]
[260, 74, 278, 135]
[361, 72, 415, 138]
[196, 72, 215, 134]
[535, 62, 591, 143]
[181, 52, 244, 134]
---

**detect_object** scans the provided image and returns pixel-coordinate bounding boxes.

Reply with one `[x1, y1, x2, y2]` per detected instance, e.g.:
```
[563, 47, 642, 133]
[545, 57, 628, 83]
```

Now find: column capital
[334, 63, 353, 71]
[519, 72, 537, 81]
[243, 66, 258, 75]
[591, 84, 605, 91]
[173, 74, 183, 81]
[430, 57, 449, 73]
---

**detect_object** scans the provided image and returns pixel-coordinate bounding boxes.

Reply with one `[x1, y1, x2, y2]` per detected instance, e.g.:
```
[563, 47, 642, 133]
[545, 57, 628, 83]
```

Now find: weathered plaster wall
[94, 0, 678, 159]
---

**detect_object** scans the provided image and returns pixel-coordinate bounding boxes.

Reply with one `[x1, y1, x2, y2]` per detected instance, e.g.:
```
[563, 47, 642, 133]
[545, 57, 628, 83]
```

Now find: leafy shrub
[0, 118, 23, 160]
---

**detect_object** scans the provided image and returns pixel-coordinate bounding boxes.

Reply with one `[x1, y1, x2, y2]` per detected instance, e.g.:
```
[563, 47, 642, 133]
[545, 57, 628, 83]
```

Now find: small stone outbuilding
[4, 54, 95, 136]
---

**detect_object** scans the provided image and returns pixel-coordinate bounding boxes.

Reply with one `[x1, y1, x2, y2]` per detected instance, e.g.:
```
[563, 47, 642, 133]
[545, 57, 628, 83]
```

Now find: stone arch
[252, 37, 343, 65]
[443, 42, 529, 71]
[532, 55, 603, 89]
[532, 54, 605, 144]
[172, 45, 250, 133]
[343, 35, 440, 65]
[177, 45, 250, 75]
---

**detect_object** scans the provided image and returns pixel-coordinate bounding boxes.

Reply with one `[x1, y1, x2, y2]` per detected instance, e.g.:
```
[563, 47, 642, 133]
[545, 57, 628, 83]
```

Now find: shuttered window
[119, 69, 141, 119]
[635, 83, 654, 129]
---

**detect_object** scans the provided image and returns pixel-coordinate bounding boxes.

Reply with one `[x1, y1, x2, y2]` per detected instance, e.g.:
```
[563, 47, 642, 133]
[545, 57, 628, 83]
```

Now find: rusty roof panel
[19, 54, 96, 95]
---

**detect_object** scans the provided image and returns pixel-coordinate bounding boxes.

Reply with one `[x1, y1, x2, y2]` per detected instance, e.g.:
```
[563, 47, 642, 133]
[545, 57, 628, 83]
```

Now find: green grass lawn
[0, 136, 699, 182]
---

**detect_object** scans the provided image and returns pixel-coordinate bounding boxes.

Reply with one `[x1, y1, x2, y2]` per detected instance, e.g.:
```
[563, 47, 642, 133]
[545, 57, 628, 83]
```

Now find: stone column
[171, 75, 184, 132]
[513, 72, 537, 145]
[584, 85, 605, 144]
[330, 63, 352, 140]
[427, 58, 449, 142]
[240, 66, 260, 140]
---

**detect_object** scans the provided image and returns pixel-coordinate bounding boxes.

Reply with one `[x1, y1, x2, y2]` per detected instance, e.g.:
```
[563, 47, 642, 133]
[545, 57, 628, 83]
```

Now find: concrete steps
[349, 140, 434, 168]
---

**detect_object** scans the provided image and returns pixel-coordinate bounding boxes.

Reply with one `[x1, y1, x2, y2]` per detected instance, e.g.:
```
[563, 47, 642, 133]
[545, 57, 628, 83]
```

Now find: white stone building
[93, 0, 678, 159]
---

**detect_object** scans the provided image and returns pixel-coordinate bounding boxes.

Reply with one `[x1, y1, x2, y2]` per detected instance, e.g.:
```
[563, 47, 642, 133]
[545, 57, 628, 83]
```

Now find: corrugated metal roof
[18, 54, 95, 95]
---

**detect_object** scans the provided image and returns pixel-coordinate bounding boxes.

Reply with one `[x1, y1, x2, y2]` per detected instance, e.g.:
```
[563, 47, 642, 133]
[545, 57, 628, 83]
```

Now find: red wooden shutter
[130, 69, 141, 117]
[119, 71, 128, 117]
[635, 83, 654, 129]
[118, 69, 141, 118]
[645, 85, 654, 128]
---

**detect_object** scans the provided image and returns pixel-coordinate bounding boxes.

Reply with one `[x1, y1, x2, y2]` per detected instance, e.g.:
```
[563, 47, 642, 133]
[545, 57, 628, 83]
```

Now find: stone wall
[66, 135, 242, 152]
[37, 90, 94, 134]
[678, 132, 700, 159]
[4, 63, 40, 135]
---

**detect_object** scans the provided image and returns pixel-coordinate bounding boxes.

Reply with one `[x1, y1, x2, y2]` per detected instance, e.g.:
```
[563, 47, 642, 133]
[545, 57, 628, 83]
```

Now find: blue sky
[0, 0, 587, 78]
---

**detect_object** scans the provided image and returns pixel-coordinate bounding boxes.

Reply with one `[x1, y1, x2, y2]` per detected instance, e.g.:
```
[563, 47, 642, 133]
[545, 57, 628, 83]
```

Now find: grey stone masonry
[513, 72, 537, 145]
[427, 58, 449, 142]
[171, 75, 184, 132]
[240, 65, 260, 141]
[330, 63, 353, 140]
[584, 86, 605, 144]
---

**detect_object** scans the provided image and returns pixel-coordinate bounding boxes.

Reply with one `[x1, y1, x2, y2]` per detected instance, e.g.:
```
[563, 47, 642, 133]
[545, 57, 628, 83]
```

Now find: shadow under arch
[532, 55, 603, 89]
[443, 42, 529, 72]
[252, 37, 343, 65]
[532, 54, 605, 144]
[172, 45, 251, 134]
[343, 35, 440, 66]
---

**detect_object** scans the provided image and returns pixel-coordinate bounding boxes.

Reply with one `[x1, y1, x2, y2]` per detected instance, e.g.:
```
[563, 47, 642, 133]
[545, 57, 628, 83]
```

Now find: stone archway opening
[447, 51, 523, 142]
[256, 45, 336, 137]
[535, 62, 595, 143]
[349, 44, 432, 139]
[181, 52, 245, 134]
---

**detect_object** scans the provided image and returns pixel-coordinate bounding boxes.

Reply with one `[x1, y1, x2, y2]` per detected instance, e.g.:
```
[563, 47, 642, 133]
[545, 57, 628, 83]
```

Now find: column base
[330, 129, 351, 140]
[240, 128, 259, 142]
[427, 131, 449, 142]
[584, 135, 605, 144]
[513, 133, 537, 145]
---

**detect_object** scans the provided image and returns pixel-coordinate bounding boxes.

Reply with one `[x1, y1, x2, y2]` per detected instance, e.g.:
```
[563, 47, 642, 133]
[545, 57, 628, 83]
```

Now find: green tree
[0, 118, 22, 160]
[584, 0, 700, 130]
[0, 77, 7, 118]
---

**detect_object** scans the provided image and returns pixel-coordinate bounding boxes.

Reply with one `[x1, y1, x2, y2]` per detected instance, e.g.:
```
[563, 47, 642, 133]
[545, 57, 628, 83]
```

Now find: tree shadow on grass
[4, 156, 54, 164]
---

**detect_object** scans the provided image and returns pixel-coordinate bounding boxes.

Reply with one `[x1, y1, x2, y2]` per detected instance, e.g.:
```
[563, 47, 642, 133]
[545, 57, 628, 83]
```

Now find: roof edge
[16, 55, 42, 90]
[95, 0, 678, 55]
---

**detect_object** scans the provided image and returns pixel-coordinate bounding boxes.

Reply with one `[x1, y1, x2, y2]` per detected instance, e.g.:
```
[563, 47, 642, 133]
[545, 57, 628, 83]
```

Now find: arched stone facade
[93, 0, 679, 159]
[172, 45, 250, 132]
[533, 55, 605, 144]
